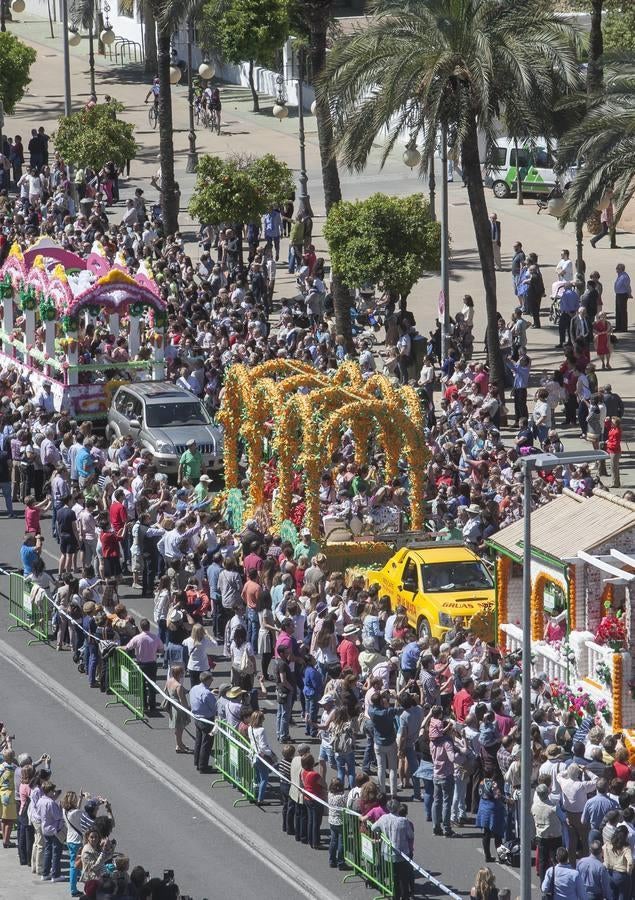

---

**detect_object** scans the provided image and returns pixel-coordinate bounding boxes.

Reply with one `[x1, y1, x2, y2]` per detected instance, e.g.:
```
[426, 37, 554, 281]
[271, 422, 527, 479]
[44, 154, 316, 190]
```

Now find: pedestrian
[541, 847, 587, 900]
[613, 263, 632, 332]
[476, 776, 506, 862]
[0, 749, 17, 848]
[38, 781, 65, 883]
[327, 777, 347, 868]
[300, 753, 326, 849]
[368, 691, 400, 798]
[603, 825, 632, 900]
[182, 623, 215, 688]
[576, 840, 611, 900]
[507, 354, 531, 426]
[189, 670, 217, 773]
[470, 866, 499, 900]
[532, 782, 562, 881]
[429, 706, 456, 838]
[61, 790, 85, 896]
[593, 312, 612, 370]
[16, 763, 34, 866]
[511, 241, 526, 295]
[165, 664, 190, 753]
[556, 248, 574, 283]
[590, 198, 614, 247]
[247, 710, 277, 805]
[489, 213, 502, 270]
[122, 618, 164, 712]
[370, 799, 415, 900]
[606, 417, 622, 488]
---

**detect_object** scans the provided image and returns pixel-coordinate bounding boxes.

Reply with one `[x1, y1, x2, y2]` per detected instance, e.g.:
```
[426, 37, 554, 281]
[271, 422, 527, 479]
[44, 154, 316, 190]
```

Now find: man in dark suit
[490, 213, 502, 270]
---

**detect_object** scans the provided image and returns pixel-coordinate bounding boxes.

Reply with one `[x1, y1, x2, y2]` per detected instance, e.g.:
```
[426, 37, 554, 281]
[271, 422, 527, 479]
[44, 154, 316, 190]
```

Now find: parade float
[0, 240, 168, 418]
[489, 488, 635, 741]
[217, 359, 430, 568]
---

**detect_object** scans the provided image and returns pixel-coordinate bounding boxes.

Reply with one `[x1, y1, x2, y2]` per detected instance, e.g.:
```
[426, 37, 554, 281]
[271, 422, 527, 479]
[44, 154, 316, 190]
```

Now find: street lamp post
[296, 46, 312, 219]
[517, 448, 608, 900]
[61, 0, 72, 116]
[439, 122, 450, 361]
[185, 19, 198, 174]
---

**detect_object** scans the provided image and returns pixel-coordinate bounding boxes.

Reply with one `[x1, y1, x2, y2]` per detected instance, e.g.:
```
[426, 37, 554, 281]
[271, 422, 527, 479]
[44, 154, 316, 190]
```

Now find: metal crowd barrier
[7, 571, 51, 644]
[342, 809, 394, 898]
[105, 647, 146, 724]
[211, 720, 256, 805]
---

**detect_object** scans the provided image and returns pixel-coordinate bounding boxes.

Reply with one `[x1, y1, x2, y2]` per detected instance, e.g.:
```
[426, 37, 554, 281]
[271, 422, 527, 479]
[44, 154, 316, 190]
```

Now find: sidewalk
[0, 850, 70, 900]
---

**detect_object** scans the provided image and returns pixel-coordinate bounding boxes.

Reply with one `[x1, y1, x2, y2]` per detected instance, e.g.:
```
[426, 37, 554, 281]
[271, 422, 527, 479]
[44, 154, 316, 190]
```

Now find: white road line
[0, 637, 342, 900]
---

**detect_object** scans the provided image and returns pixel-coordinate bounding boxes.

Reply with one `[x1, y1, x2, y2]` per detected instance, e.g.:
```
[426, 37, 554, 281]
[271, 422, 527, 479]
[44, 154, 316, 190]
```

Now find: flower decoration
[19, 288, 37, 312]
[612, 653, 623, 731]
[39, 298, 56, 322]
[61, 315, 79, 334]
[594, 605, 627, 651]
[595, 661, 612, 689]
[129, 302, 145, 318]
[496, 556, 511, 648]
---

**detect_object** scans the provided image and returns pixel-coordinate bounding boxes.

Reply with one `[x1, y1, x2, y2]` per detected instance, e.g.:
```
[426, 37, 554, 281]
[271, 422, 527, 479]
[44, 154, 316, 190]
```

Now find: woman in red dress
[593, 311, 612, 370]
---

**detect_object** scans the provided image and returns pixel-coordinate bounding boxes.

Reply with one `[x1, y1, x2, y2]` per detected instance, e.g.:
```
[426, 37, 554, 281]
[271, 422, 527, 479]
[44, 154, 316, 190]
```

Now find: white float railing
[584, 639, 614, 685]
[499, 623, 569, 683]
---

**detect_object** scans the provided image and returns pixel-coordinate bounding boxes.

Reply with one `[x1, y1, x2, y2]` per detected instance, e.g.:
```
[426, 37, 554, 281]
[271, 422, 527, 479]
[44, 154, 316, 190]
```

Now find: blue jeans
[68, 841, 81, 893]
[432, 775, 454, 833]
[0, 480, 13, 515]
[276, 693, 293, 740]
[329, 824, 343, 866]
[254, 758, 270, 803]
[451, 770, 468, 822]
[403, 745, 421, 800]
[608, 869, 630, 900]
[43, 834, 62, 878]
[362, 718, 376, 772]
[335, 750, 356, 789]
[305, 697, 318, 736]
[423, 777, 434, 821]
[246, 607, 259, 653]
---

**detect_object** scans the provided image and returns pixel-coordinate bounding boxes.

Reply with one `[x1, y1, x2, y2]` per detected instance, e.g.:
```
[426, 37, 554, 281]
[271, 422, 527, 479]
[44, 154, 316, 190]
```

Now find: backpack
[331, 724, 354, 755]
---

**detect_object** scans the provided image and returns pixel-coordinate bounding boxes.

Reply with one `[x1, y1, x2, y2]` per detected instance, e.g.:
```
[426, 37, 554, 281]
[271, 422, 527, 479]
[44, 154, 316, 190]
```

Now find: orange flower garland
[530, 572, 567, 641]
[496, 555, 511, 647]
[612, 652, 624, 732]
[568, 564, 577, 632]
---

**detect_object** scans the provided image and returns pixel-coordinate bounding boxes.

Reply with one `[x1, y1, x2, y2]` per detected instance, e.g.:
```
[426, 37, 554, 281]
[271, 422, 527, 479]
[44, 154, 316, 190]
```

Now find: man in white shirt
[555, 249, 574, 284]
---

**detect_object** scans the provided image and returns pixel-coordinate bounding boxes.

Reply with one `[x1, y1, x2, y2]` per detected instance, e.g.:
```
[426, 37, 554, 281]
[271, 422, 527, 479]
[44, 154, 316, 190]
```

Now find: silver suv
[107, 383, 223, 476]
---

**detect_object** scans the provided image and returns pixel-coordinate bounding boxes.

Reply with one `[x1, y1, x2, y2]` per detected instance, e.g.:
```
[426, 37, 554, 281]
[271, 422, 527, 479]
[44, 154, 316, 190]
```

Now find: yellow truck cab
[366, 543, 495, 640]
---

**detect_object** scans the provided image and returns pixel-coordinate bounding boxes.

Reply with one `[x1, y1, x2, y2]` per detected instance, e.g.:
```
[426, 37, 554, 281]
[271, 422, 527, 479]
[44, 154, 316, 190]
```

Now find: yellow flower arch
[219, 359, 429, 533]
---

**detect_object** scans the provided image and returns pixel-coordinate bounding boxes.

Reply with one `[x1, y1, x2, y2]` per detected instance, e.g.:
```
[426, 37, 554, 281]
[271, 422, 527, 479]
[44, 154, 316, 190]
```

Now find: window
[510, 148, 531, 168]
[114, 390, 132, 414]
[144, 401, 210, 428]
[420, 561, 494, 593]
[534, 147, 553, 168]
[401, 559, 419, 593]
[491, 146, 507, 168]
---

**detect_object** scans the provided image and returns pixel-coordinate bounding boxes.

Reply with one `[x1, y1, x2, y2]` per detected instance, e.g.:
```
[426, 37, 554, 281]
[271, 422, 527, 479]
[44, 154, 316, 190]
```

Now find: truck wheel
[492, 180, 511, 199]
[417, 617, 432, 641]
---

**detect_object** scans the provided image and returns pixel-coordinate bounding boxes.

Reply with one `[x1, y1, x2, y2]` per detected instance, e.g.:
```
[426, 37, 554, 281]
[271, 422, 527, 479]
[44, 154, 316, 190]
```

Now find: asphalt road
[0, 511, 539, 899]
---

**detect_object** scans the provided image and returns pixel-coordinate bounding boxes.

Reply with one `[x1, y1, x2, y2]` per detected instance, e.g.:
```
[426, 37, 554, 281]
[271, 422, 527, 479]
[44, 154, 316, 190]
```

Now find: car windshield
[420, 561, 493, 593]
[144, 402, 210, 428]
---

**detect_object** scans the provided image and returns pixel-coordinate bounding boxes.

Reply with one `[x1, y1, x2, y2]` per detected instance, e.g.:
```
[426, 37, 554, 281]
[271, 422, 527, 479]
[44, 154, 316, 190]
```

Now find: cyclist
[209, 87, 221, 114]
[144, 77, 160, 115]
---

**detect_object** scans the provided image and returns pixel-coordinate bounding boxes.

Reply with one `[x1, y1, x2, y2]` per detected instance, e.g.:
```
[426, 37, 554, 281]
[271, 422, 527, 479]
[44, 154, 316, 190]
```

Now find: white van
[483, 138, 576, 199]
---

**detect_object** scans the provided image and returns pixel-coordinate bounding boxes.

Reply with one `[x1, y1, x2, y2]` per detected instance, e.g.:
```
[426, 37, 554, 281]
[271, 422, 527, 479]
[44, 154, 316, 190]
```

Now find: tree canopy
[53, 102, 137, 171]
[199, 0, 290, 69]
[189, 153, 295, 225]
[0, 32, 37, 116]
[324, 193, 441, 302]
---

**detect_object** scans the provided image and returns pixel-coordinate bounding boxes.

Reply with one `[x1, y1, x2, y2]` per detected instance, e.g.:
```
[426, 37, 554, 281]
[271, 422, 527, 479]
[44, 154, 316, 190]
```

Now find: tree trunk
[143, 0, 157, 76]
[461, 114, 505, 389]
[307, 0, 351, 345]
[157, 26, 179, 235]
[46, 0, 55, 37]
[586, 0, 604, 99]
[247, 59, 259, 112]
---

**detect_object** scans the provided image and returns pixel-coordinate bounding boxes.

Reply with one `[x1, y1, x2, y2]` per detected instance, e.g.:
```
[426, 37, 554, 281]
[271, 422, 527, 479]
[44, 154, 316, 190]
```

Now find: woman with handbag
[230, 625, 257, 706]
[248, 710, 277, 805]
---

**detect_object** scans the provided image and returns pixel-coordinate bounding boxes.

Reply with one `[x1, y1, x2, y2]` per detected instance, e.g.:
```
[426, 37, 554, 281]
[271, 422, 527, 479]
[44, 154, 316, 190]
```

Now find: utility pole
[62, 0, 72, 116]
[296, 46, 313, 218]
[439, 123, 450, 361]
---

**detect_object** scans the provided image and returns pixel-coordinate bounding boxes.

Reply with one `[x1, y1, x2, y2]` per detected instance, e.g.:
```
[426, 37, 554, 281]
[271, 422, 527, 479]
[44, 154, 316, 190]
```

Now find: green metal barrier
[342, 809, 395, 899]
[7, 572, 51, 644]
[210, 720, 256, 805]
[105, 649, 146, 724]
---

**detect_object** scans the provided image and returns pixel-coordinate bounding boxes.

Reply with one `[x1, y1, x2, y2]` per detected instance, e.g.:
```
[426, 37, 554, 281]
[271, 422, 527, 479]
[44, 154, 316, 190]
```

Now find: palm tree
[558, 68, 635, 230]
[298, 0, 352, 343]
[321, 0, 581, 387]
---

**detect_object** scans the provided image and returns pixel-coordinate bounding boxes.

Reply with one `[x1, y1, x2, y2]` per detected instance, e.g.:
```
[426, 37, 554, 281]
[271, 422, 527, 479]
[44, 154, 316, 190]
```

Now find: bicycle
[148, 103, 159, 130]
[209, 106, 221, 135]
[201, 106, 212, 130]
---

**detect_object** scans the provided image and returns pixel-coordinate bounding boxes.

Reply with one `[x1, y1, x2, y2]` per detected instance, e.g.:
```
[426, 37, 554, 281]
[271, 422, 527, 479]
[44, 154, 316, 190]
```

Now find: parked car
[483, 137, 576, 199]
[107, 383, 223, 476]
[366, 543, 495, 640]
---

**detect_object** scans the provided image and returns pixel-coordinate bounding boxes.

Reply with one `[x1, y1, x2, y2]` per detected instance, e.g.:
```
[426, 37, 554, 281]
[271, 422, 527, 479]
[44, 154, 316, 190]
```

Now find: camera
[163, 869, 174, 884]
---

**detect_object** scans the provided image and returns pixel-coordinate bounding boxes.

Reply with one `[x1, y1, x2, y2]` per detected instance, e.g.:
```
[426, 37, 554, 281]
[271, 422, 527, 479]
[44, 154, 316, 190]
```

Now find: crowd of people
[1, 105, 635, 900]
[0, 725, 187, 899]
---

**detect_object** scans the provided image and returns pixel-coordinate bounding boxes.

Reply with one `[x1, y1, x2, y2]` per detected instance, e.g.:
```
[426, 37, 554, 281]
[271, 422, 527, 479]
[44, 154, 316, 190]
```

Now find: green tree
[200, 0, 290, 111]
[53, 102, 137, 170]
[189, 153, 294, 225]
[324, 194, 441, 303]
[603, 5, 635, 52]
[0, 31, 36, 115]
[322, 0, 582, 388]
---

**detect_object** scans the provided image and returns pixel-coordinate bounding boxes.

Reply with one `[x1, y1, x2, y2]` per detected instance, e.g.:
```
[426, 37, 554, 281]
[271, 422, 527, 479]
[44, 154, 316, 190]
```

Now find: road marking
[0, 637, 342, 900]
